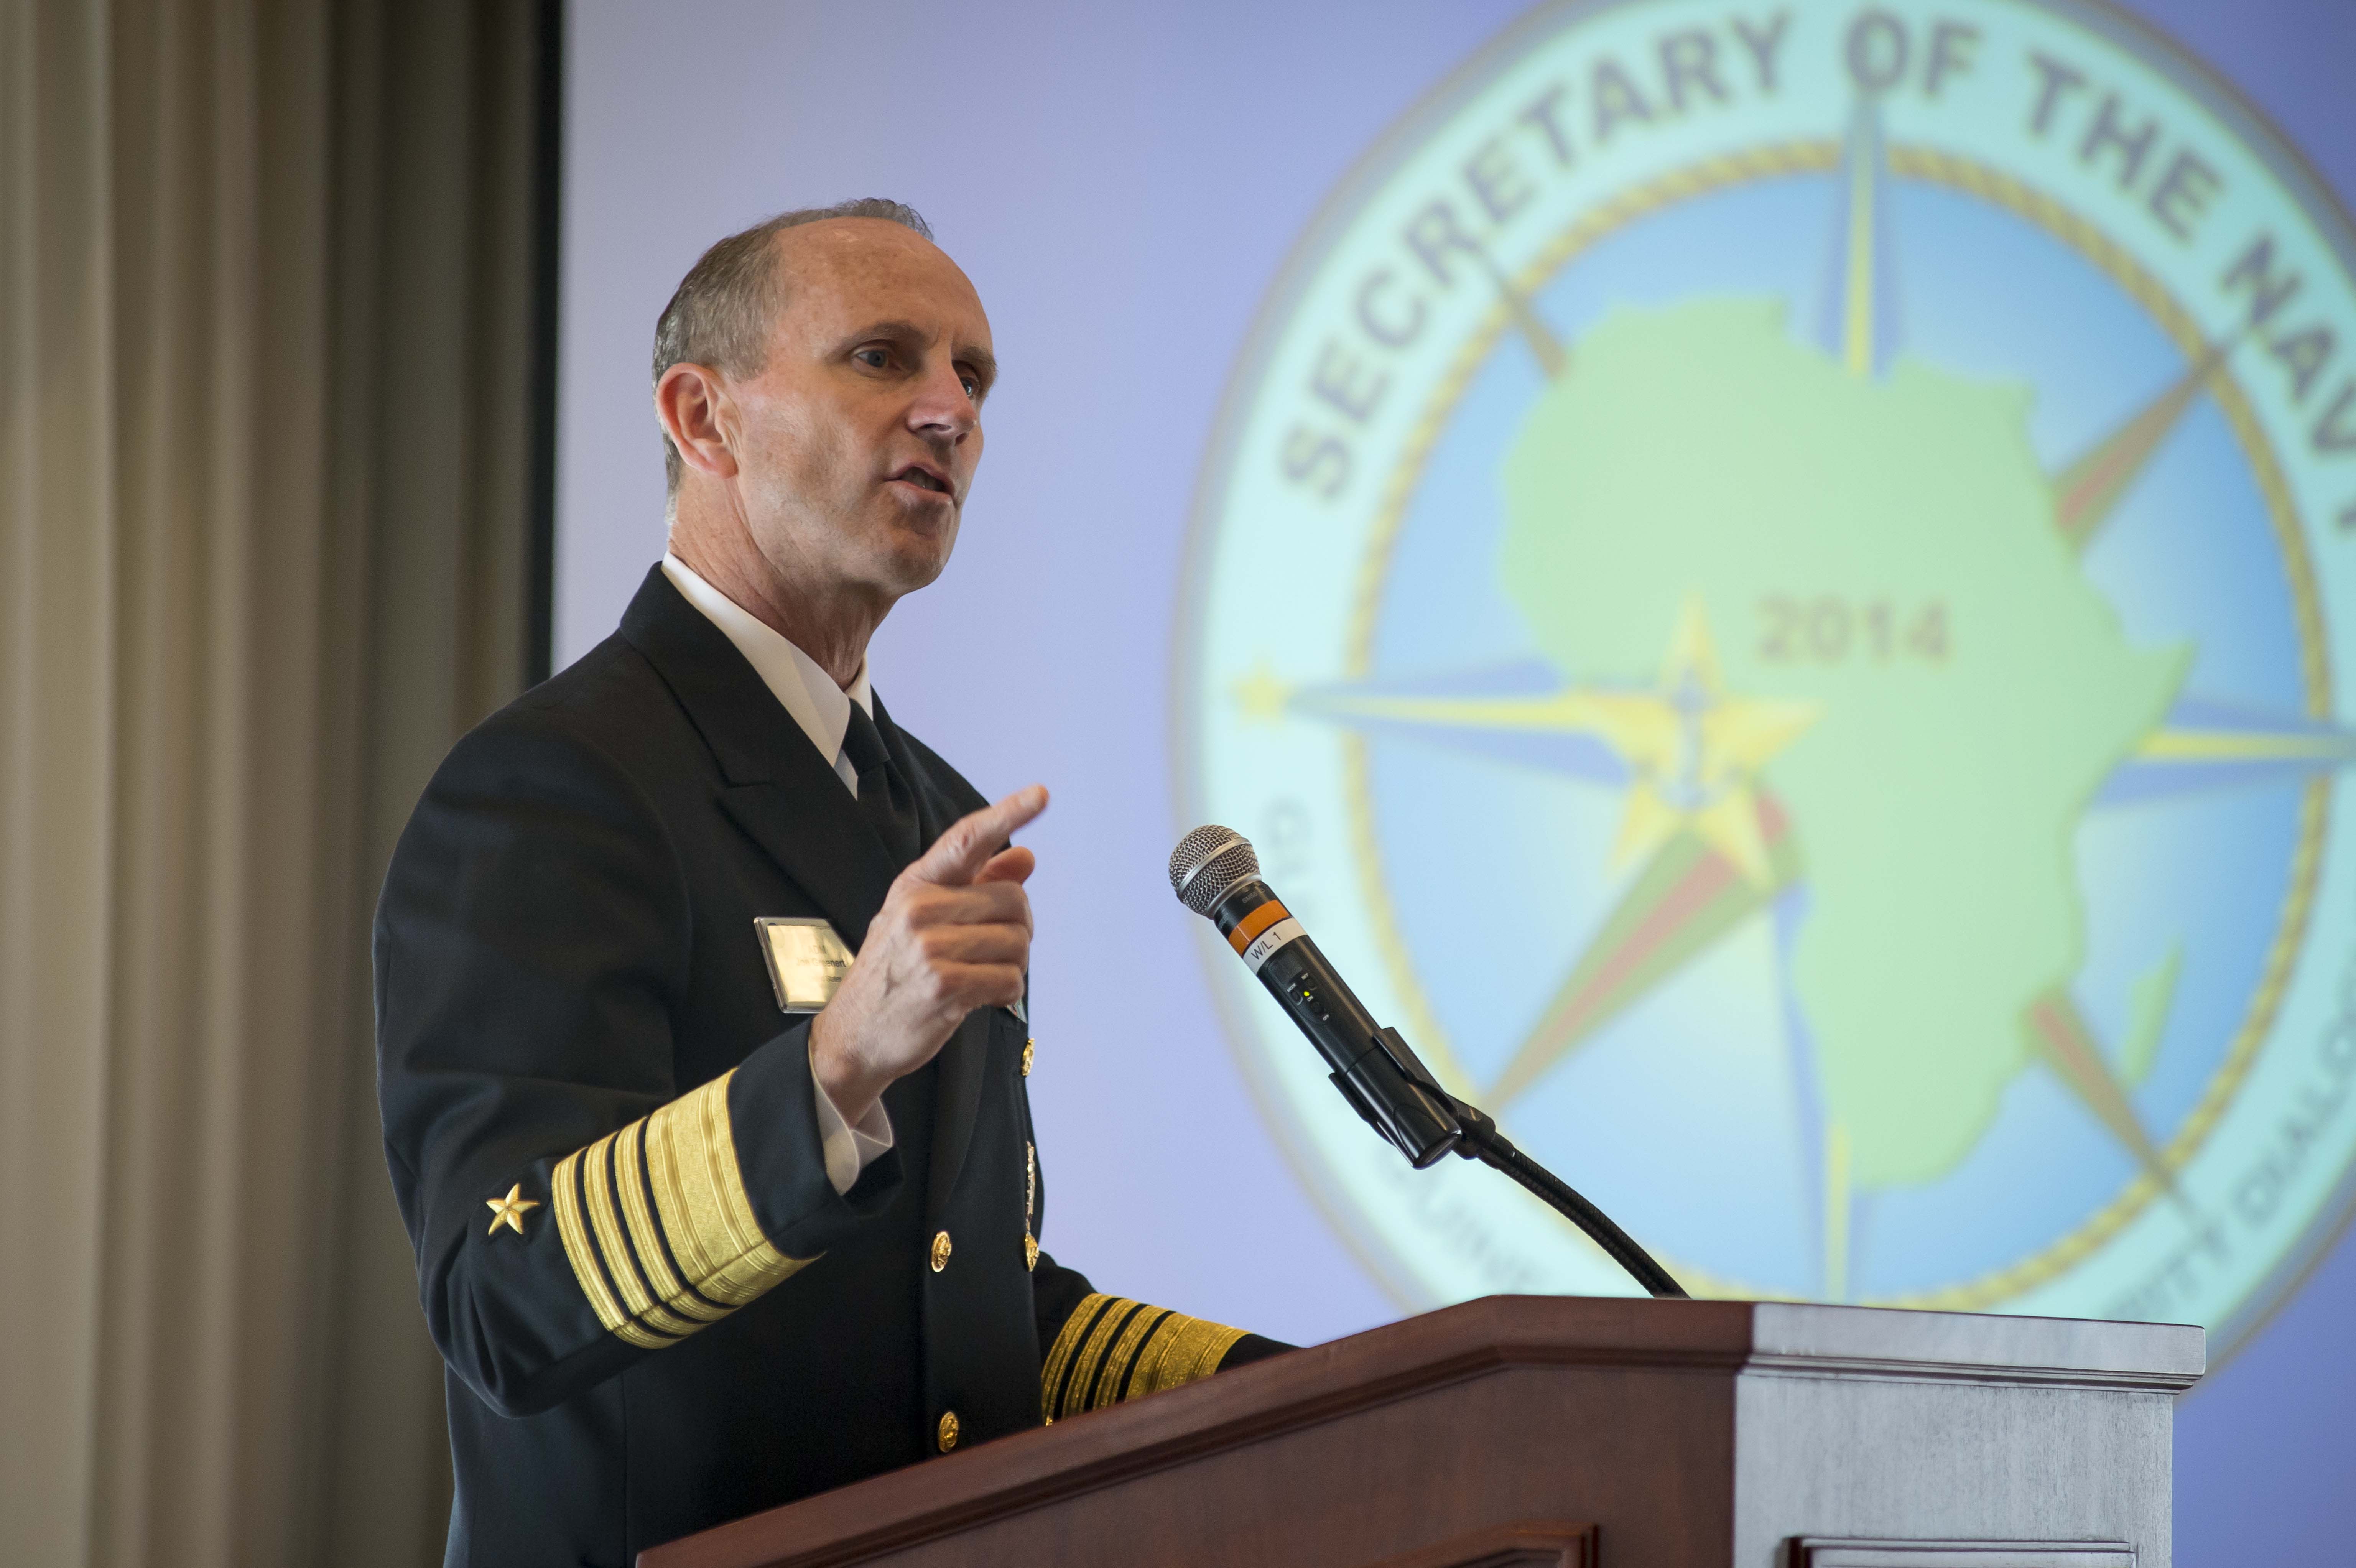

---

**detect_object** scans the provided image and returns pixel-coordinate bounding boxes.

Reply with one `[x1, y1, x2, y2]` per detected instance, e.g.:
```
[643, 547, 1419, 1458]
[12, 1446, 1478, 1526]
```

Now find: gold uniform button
[1022, 1037, 1035, 1076]
[1024, 1234, 1040, 1270]
[930, 1229, 953, 1272]
[937, 1410, 960, 1451]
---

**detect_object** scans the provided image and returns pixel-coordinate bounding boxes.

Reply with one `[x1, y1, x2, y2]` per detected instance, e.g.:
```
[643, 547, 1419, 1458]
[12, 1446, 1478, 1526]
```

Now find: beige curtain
[0, 2, 550, 1563]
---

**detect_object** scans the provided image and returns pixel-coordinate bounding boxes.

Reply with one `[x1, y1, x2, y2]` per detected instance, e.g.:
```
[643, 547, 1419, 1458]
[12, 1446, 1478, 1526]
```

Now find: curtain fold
[0, 3, 551, 1563]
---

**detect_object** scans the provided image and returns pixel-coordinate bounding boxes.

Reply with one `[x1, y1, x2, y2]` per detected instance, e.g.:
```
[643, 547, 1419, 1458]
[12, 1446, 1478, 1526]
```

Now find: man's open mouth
[895, 466, 951, 495]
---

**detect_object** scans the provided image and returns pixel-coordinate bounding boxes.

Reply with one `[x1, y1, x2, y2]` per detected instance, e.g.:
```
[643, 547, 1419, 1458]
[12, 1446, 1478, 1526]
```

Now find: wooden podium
[641, 1295, 2203, 1568]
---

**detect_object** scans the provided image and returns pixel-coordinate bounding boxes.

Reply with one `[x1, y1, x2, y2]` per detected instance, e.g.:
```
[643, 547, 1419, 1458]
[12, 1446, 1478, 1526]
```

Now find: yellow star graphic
[1585, 597, 1821, 883]
[1239, 601, 1816, 884]
[1231, 660, 1293, 722]
[485, 1182, 540, 1238]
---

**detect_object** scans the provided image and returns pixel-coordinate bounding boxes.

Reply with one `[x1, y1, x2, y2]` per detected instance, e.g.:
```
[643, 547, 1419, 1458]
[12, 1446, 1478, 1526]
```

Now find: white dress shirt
[662, 552, 894, 1195]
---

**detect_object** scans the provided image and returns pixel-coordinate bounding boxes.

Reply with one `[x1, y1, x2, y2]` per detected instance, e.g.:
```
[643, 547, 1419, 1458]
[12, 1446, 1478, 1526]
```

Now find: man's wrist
[807, 1008, 889, 1130]
[806, 1033, 895, 1196]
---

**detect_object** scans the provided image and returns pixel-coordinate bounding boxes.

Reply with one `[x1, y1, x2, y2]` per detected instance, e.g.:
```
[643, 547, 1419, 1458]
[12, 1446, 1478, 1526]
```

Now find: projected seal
[1175, 0, 2356, 1355]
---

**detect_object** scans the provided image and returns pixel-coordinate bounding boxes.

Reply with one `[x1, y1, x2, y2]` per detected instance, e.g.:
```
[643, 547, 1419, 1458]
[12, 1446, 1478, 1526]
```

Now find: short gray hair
[652, 198, 935, 492]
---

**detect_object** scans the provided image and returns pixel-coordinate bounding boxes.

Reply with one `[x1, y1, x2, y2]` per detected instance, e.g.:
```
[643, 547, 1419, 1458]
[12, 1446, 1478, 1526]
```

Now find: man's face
[725, 220, 996, 608]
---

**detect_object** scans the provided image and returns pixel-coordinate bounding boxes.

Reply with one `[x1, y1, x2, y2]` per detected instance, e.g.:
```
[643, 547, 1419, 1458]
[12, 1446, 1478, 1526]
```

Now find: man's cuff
[550, 1068, 815, 1350]
[808, 1049, 896, 1195]
[1039, 1294, 1252, 1422]
[728, 1019, 904, 1257]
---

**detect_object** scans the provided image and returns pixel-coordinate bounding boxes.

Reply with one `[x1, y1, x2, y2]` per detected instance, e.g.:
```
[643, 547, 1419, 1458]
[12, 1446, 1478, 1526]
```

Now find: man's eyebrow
[842, 318, 926, 347]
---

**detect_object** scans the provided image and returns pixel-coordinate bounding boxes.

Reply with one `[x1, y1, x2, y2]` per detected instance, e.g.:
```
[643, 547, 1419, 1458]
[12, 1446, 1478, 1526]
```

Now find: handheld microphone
[1170, 824, 1690, 1299]
[1166, 825, 1463, 1167]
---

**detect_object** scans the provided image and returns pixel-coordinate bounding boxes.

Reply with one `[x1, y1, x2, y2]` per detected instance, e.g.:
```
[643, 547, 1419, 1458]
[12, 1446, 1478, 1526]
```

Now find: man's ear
[655, 362, 741, 481]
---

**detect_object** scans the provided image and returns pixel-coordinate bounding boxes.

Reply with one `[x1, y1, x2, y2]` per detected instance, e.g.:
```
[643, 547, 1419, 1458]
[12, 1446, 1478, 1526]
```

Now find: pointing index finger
[908, 785, 1049, 886]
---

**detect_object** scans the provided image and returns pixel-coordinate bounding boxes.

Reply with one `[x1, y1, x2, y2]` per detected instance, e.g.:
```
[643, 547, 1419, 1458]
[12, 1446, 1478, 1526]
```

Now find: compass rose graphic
[1181, 0, 2356, 1346]
[1238, 94, 2356, 1300]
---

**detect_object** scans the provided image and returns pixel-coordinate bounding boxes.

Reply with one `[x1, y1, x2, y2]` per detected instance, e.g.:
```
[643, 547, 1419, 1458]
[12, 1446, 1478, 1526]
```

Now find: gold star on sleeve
[485, 1182, 541, 1237]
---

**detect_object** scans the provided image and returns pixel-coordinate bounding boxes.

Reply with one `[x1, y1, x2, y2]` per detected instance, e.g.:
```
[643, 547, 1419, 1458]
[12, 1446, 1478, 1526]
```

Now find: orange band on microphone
[1226, 900, 1292, 954]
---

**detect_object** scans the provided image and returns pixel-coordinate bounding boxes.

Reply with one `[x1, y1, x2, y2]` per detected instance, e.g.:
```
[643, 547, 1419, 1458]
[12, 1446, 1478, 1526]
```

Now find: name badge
[754, 917, 854, 1012]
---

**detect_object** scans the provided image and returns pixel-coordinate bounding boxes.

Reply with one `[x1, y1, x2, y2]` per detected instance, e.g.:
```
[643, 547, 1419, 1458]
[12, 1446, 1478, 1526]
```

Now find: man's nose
[907, 361, 978, 441]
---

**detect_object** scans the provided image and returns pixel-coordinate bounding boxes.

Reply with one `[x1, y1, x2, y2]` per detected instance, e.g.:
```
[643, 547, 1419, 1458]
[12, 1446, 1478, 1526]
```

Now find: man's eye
[854, 347, 888, 369]
[961, 376, 981, 399]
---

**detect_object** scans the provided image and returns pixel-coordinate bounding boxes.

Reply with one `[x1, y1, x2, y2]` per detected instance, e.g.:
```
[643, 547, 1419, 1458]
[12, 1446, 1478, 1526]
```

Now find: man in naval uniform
[375, 199, 1287, 1568]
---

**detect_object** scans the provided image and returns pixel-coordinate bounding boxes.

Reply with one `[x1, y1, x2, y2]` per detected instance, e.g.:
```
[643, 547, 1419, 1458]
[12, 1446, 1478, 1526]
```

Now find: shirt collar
[660, 553, 873, 776]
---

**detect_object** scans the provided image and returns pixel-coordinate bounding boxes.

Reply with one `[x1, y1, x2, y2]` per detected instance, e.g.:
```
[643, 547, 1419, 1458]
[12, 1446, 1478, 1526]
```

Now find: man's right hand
[808, 785, 1048, 1130]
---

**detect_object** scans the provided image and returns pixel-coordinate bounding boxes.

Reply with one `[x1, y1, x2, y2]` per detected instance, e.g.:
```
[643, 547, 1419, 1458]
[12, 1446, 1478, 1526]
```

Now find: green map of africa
[1499, 299, 2187, 1190]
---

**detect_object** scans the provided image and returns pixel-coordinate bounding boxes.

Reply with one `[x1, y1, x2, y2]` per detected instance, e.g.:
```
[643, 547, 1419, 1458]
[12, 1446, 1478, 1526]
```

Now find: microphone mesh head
[1168, 826, 1259, 917]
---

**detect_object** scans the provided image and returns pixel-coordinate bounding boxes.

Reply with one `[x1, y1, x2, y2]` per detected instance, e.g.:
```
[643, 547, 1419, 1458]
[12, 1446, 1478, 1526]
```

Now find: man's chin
[869, 525, 956, 598]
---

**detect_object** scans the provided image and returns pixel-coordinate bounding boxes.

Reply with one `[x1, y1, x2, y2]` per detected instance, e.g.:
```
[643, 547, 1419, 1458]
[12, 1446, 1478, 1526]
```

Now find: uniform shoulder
[433, 632, 703, 803]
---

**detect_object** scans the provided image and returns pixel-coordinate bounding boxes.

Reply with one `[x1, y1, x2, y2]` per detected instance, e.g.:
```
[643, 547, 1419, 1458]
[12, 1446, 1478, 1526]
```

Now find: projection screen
[557, 2, 2356, 1555]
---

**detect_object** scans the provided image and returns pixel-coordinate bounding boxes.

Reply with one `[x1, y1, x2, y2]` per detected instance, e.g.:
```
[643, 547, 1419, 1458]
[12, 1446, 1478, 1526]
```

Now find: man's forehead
[775, 220, 990, 344]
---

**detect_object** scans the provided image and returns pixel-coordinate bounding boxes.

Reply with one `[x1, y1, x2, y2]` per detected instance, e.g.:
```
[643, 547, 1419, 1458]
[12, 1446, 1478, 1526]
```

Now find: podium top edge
[1438, 1295, 2205, 1388]
[1744, 1300, 2206, 1382]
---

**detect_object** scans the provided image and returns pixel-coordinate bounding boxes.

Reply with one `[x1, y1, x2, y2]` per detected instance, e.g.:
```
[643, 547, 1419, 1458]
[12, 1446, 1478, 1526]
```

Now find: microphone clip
[1326, 1025, 1464, 1169]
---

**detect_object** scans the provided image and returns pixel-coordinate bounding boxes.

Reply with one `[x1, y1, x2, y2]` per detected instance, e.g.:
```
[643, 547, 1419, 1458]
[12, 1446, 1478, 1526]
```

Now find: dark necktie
[840, 703, 921, 866]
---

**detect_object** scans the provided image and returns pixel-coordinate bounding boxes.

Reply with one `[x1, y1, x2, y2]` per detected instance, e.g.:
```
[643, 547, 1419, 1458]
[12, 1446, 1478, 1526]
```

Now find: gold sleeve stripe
[551, 1069, 814, 1350]
[615, 1119, 728, 1324]
[1040, 1293, 1250, 1421]
[648, 1069, 807, 1306]
[1066, 1298, 1147, 1412]
[1039, 1293, 1117, 1422]
[1125, 1309, 1246, 1399]
[1095, 1304, 1175, 1406]
[552, 1145, 672, 1351]
[582, 1128, 703, 1340]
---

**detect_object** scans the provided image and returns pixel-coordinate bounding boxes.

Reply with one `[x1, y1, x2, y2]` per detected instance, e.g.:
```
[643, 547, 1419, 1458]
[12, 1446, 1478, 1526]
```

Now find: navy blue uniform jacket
[375, 567, 1279, 1566]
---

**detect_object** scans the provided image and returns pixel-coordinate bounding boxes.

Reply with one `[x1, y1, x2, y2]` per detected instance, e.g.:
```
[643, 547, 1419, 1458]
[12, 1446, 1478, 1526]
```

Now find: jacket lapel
[716, 787, 895, 952]
[620, 565, 899, 948]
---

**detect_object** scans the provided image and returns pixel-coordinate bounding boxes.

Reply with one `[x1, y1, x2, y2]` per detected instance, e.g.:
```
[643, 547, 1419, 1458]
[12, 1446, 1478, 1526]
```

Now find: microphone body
[1169, 823, 1690, 1298]
[1200, 874, 1463, 1168]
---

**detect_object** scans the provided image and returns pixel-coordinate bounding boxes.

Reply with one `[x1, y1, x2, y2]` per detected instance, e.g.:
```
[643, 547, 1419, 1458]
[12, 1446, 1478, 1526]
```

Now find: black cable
[1450, 1108, 1689, 1300]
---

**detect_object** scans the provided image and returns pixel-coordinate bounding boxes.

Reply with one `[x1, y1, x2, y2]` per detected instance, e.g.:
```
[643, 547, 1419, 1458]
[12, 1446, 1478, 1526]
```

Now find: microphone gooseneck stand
[1440, 1094, 1690, 1301]
[1316, 1017, 1690, 1300]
